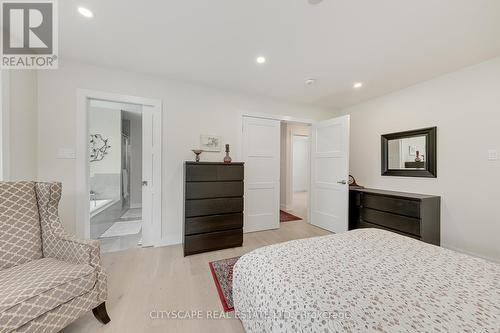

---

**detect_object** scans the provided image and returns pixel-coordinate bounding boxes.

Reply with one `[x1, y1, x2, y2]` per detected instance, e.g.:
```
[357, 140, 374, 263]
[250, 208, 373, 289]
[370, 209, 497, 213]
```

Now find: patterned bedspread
[233, 229, 500, 332]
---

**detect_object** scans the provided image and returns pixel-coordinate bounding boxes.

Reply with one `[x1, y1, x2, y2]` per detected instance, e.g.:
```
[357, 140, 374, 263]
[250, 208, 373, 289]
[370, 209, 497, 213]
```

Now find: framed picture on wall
[409, 146, 417, 156]
[200, 135, 222, 152]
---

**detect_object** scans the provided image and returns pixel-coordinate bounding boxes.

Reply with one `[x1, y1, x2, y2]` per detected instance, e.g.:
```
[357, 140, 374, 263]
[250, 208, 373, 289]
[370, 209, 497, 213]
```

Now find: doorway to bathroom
[88, 99, 143, 252]
[76, 90, 162, 253]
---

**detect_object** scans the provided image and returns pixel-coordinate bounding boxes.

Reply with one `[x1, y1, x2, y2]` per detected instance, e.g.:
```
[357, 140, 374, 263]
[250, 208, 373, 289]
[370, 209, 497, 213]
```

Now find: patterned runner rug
[209, 256, 241, 312]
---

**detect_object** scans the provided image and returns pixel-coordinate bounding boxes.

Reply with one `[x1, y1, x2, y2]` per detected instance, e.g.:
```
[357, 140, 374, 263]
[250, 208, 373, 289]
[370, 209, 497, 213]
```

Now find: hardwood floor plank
[61, 220, 330, 333]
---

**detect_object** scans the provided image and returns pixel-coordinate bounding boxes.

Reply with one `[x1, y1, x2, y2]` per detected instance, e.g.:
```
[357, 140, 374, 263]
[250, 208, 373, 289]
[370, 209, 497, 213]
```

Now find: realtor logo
[1, 0, 58, 69]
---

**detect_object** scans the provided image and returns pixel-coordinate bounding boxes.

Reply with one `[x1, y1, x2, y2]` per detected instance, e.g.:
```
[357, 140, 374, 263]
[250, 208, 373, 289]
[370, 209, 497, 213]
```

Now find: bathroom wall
[122, 110, 143, 209]
[88, 105, 122, 200]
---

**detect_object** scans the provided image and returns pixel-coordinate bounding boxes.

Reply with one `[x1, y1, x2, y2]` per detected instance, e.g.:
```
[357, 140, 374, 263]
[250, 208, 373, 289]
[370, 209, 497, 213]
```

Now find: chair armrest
[44, 230, 101, 267]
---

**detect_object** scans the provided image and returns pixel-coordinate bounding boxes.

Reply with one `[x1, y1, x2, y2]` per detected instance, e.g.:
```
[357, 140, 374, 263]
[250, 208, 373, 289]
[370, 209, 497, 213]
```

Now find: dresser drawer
[185, 197, 243, 217]
[184, 229, 243, 255]
[361, 193, 420, 218]
[185, 164, 244, 182]
[185, 213, 243, 235]
[354, 220, 420, 240]
[361, 208, 421, 236]
[185, 181, 243, 199]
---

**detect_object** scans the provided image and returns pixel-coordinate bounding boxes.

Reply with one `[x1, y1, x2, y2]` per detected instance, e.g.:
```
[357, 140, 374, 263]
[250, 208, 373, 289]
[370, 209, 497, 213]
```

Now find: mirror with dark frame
[381, 127, 437, 178]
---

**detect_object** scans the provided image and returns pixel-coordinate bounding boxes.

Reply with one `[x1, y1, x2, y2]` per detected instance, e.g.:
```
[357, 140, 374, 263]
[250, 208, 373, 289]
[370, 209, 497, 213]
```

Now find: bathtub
[90, 199, 117, 218]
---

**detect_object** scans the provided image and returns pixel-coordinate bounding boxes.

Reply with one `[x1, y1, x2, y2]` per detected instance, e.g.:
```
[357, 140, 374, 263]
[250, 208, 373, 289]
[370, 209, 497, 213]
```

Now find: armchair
[0, 181, 110, 332]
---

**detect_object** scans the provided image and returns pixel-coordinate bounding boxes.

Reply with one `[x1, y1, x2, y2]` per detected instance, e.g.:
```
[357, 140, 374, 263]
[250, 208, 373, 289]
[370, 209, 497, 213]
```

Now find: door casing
[76, 89, 162, 246]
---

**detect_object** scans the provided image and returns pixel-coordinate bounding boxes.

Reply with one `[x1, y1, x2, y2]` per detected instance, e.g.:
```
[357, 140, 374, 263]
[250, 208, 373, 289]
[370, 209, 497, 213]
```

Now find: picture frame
[409, 146, 417, 156]
[200, 135, 222, 152]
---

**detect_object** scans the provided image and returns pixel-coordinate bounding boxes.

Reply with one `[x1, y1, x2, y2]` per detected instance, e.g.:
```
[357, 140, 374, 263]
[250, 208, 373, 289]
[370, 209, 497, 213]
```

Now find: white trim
[76, 89, 162, 246]
[441, 243, 500, 264]
[0, 71, 10, 180]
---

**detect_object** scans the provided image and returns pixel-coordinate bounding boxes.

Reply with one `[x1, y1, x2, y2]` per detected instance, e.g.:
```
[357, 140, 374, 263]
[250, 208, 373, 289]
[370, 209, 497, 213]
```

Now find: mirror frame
[381, 127, 437, 178]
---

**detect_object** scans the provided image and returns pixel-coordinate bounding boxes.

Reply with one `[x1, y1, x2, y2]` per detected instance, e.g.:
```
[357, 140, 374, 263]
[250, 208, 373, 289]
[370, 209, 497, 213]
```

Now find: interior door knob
[337, 180, 347, 185]
[142, 181, 148, 187]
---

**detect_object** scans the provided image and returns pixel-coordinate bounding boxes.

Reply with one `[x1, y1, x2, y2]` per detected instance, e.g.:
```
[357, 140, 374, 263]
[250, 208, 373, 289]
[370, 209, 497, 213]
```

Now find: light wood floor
[62, 220, 330, 333]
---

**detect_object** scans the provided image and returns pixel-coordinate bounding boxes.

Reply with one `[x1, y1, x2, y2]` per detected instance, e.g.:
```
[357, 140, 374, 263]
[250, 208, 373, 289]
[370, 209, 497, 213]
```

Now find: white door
[141, 104, 162, 246]
[243, 116, 281, 233]
[310, 115, 350, 233]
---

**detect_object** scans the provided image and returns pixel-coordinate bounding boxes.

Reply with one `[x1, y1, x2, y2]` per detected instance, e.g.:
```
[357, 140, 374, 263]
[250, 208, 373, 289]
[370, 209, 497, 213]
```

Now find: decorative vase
[192, 149, 203, 162]
[415, 151, 422, 162]
[223, 144, 232, 164]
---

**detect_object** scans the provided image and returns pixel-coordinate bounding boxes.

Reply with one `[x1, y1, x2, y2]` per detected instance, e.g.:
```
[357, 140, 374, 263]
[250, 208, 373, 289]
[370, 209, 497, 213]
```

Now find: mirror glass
[387, 136, 426, 170]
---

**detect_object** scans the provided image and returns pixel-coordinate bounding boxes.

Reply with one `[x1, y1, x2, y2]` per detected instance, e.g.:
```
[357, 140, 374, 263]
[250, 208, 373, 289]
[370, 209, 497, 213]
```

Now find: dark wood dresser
[184, 162, 244, 256]
[349, 187, 440, 245]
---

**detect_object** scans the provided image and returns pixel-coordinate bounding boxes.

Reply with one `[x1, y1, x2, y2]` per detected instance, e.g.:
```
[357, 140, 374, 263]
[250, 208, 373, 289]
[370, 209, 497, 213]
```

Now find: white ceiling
[61, 0, 500, 109]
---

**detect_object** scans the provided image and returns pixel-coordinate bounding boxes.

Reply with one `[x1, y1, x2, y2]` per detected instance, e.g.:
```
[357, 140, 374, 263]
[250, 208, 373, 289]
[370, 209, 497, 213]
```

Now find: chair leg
[92, 302, 111, 324]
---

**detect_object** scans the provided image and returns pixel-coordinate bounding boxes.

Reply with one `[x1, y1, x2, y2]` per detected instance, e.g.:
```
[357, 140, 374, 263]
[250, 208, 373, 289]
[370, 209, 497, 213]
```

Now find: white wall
[88, 106, 122, 176]
[0, 71, 8, 180]
[128, 114, 142, 208]
[36, 60, 334, 241]
[280, 122, 311, 209]
[292, 136, 309, 192]
[280, 123, 287, 208]
[7, 70, 38, 181]
[337, 57, 500, 262]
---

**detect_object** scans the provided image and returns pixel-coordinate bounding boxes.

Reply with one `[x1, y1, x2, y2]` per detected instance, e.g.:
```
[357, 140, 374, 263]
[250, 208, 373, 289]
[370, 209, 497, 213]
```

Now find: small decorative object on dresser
[184, 162, 244, 256]
[348, 175, 363, 189]
[192, 149, 203, 162]
[223, 144, 232, 164]
[349, 187, 440, 245]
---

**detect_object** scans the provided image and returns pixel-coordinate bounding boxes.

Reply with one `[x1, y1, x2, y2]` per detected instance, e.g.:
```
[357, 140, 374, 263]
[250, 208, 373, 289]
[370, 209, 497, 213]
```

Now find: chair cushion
[0, 258, 96, 330]
[0, 181, 43, 270]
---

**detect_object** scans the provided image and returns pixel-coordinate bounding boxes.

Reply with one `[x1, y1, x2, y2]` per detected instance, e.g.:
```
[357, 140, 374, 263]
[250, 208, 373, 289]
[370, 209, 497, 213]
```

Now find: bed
[233, 229, 500, 332]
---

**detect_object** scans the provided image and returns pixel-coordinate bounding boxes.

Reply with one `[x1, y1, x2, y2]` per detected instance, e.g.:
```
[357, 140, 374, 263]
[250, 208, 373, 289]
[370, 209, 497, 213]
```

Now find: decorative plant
[89, 134, 111, 162]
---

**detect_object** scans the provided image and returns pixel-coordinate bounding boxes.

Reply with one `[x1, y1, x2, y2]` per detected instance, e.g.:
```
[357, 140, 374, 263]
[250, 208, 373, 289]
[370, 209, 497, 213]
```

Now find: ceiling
[60, 0, 500, 109]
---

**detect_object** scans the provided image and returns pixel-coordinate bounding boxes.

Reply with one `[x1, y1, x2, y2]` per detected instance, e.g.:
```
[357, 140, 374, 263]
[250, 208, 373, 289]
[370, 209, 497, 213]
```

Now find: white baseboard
[441, 242, 500, 264]
[155, 234, 182, 248]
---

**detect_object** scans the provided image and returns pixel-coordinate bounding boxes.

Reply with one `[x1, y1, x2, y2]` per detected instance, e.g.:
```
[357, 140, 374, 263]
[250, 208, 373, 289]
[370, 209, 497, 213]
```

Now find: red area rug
[209, 256, 241, 312]
[280, 210, 302, 223]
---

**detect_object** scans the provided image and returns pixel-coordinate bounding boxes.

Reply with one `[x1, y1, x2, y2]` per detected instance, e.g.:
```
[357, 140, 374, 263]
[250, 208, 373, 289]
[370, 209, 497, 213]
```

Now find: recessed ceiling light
[353, 82, 363, 89]
[308, 0, 323, 4]
[305, 78, 316, 86]
[256, 56, 266, 64]
[78, 7, 94, 18]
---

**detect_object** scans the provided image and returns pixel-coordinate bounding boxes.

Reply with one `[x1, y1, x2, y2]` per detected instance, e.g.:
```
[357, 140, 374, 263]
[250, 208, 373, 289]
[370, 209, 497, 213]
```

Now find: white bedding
[233, 229, 500, 332]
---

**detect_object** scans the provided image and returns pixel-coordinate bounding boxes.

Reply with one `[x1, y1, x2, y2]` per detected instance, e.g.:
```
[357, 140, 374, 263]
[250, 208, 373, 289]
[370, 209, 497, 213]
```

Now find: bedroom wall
[36, 60, 334, 242]
[5, 70, 38, 181]
[337, 56, 500, 262]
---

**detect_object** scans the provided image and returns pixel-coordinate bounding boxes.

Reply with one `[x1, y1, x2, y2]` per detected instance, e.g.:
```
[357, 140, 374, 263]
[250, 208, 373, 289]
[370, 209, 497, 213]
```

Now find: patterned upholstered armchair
[0, 181, 110, 332]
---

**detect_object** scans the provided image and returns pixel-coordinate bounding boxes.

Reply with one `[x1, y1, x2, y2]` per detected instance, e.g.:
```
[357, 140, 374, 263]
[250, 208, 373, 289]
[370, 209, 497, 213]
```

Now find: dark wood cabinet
[349, 187, 440, 245]
[184, 162, 244, 256]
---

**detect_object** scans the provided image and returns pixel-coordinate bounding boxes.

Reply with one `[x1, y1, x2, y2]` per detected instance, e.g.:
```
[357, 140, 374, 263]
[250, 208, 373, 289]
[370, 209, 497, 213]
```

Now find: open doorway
[280, 121, 311, 223]
[242, 114, 349, 233]
[76, 89, 162, 253]
[88, 99, 143, 252]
